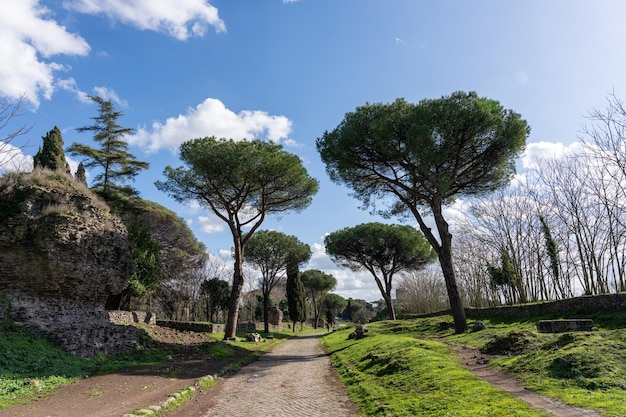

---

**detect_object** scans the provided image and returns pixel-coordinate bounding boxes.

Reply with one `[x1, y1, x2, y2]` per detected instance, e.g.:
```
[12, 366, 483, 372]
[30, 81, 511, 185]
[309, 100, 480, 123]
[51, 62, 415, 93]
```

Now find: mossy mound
[480, 330, 538, 355]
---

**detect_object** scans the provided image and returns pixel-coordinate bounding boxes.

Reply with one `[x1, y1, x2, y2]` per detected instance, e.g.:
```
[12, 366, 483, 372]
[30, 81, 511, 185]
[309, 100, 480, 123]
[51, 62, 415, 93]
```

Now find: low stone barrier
[108, 310, 156, 325]
[156, 320, 224, 333]
[237, 322, 256, 331]
[537, 319, 594, 333]
[466, 294, 626, 318]
[409, 294, 626, 320]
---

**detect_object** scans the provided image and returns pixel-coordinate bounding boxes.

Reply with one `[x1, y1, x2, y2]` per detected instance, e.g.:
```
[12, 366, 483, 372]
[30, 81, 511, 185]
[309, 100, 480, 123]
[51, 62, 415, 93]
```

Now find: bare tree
[578, 92, 626, 292]
[0, 96, 33, 174]
[451, 218, 501, 307]
[396, 268, 449, 314]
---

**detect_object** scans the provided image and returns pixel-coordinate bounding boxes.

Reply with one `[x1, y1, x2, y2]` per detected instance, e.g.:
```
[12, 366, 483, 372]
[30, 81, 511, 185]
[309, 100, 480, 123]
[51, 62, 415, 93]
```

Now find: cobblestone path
[170, 334, 359, 417]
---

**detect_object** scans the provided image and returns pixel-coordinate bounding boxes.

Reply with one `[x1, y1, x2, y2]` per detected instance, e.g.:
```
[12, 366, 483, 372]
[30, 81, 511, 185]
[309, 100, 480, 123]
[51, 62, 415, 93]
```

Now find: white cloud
[198, 214, 225, 234]
[131, 98, 294, 152]
[63, 0, 226, 40]
[520, 141, 588, 171]
[0, 0, 90, 107]
[58, 80, 127, 108]
[0, 142, 34, 173]
[304, 237, 382, 302]
[92, 86, 128, 107]
[56, 78, 90, 103]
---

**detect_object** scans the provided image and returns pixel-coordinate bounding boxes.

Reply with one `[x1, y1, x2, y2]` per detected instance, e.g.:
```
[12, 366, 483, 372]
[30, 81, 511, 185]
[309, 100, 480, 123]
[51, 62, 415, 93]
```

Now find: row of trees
[13, 95, 329, 335]
[317, 92, 530, 332]
[5, 90, 538, 335]
[445, 93, 626, 307]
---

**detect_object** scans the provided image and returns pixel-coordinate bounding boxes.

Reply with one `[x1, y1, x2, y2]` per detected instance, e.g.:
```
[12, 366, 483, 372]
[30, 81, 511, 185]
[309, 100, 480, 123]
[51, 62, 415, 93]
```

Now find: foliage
[321, 293, 347, 326]
[456, 93, 626, 306]
[200, 278, 231, 323]
[67, 95, 149, 199]
[539, 216, 560, 282]
[33, 126, 69, 173]
[126, 221, 163, 298]
[324, 222, 435, 320]
[317, 91, 529, 332]
[75, 162, 87, 185]
[486, 247, 522, 304]
[156, 137, 318, 339]
[114, 198, 209, 316]
[286, 264, 307, 331]
[300, 269, 336, 328]
[244, 230, 309, 332]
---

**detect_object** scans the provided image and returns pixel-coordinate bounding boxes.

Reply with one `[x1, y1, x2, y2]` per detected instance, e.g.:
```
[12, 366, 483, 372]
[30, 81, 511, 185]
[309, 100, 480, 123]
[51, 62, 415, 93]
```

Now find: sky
[2, 0, 626, 302]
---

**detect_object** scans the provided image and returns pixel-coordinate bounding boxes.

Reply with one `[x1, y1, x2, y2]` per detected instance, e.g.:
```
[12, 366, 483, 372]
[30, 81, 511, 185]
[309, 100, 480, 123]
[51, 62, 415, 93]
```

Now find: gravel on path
[168, 333, 359, 417]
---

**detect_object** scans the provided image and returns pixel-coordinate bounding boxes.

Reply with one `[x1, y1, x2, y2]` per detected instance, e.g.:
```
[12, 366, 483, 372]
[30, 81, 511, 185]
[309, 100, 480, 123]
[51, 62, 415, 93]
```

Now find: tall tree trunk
[224, 242, 244, 340]
[263, 290, 270, 334]
[384, 292, 396, 320]
[438, 246, 467, 332]
[425, 202, 468, 333]
[312, 294, 319, 329]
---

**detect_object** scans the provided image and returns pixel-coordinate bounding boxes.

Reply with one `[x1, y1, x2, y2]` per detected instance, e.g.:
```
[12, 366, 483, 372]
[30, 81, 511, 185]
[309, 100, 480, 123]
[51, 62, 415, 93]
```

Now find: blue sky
[3, 0, 626, 301]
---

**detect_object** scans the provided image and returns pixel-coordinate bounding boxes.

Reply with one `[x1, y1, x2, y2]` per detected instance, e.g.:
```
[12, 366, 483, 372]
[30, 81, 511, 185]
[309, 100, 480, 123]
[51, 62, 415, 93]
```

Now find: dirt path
[0, 353, 241, 417]
[0, 325, 604, 417]
[167, 334, 359, 417]
[452, 345, 603, 417]
[0, 325, 254, 417]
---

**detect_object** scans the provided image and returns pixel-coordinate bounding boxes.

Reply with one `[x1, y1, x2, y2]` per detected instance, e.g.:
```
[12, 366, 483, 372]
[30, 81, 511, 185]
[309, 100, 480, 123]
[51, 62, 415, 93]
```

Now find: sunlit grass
[323, 327, 551, 417]
[356, 311, 626, 417]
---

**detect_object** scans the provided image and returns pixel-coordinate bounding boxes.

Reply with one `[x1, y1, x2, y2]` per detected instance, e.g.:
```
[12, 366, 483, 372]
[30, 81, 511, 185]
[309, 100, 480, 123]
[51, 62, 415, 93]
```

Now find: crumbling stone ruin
[0, 170, 138, 357]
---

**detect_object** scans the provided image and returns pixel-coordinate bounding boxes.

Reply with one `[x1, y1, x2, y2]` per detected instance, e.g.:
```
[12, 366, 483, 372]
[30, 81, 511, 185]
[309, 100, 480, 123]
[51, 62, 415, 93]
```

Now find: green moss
[0, 186, 30, 223]
[323, 330, 551, 416]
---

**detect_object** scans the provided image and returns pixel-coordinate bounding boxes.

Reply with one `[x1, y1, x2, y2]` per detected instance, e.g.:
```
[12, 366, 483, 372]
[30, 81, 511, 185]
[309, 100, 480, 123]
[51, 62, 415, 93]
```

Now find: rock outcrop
[0, 170, 138, 357]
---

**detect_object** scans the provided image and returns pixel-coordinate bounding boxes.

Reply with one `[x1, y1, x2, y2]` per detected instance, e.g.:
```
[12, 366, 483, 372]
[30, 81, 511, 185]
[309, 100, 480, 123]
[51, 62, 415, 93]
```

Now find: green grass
[0, 319, 320, 410]
[329, 311, 626, 417]
[206, 341, 235, 358]
[490, 330, 626, 415]
[438, 312, 626, 416]
[323, 327, 551, 417]
[7, 309, 622, 417]
[0, 320, 96, 408]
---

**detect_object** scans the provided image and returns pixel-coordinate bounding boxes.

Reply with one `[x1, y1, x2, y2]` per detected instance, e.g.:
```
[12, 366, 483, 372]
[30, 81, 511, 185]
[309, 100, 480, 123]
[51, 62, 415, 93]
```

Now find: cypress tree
[75, 162, 87, 185]
[286, 260, 307, 331]
[33, 126, 70, 173]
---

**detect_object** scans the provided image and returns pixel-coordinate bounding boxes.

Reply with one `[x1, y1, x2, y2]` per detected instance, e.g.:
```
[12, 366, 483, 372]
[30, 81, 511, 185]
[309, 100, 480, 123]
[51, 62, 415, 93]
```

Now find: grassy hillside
[2, 308, 624, 416]
[0, 320, 96, 408]
[0, 318, 311, 410]
[323, 309, 626, 417]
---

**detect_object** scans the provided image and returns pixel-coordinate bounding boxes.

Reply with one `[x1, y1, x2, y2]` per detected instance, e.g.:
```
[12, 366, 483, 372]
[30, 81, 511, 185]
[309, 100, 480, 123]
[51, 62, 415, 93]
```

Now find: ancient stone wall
[0, 171, 138, 357]
[466, 294, 626, 318]
[156, 320, 224, 333]
[410, 294, 626, 320]
[108, 310, 156, 325]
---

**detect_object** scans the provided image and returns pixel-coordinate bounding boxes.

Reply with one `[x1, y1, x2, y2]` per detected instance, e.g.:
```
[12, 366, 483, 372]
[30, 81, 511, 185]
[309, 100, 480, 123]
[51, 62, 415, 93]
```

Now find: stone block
[536, 319, 594, 333]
